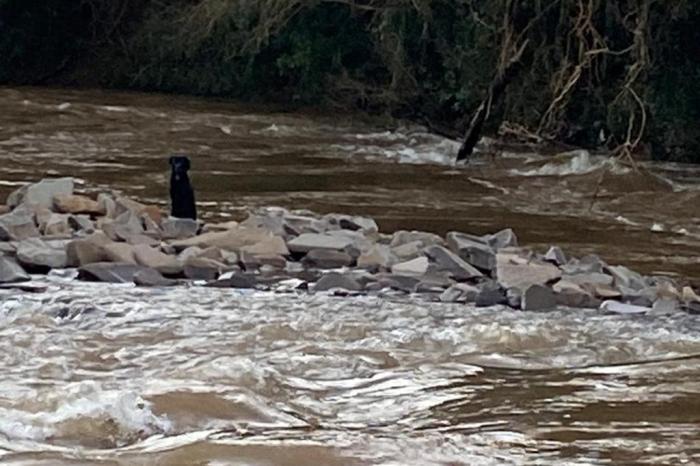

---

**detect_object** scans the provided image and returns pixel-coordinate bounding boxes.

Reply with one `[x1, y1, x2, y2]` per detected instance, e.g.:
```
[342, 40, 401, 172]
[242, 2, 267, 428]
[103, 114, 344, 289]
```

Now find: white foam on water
[512, 150, 630, 177]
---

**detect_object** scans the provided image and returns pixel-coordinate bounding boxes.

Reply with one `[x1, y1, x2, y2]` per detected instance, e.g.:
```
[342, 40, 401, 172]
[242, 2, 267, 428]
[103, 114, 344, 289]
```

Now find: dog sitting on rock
[169, 155, 197, 220]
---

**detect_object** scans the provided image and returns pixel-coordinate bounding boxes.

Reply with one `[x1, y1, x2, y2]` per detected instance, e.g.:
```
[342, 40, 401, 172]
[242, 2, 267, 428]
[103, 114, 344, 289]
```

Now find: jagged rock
[68, 215, 95, 233]
[78, 262, 153, 283]
[133, 268, 177, 287]
[562, 255, 606, 275]
[391, 240, 424, 261]
[66, 239, 109, 267]
[7, 177, 74, 209]
[103, 242, 138, 264]
[97, 193, 117, 218]
[160, 218, 199, 240]
[357, 244, 395, 270]
[553, 280, 599, 308]
[43, 213, 72, 236]
[241, 235, 289, 256]
[53, 194, 104, 215]
[544, 246, 567, 265]
[607, 265, 646, 291]
[562, 272, 613, 287]
[618, 286, 656, 307]
[0, 257, 30, 283]
[303, 249, 353, 269]
[0, 209, 40, 241]
[287, 233, 354, 254]
[486, 228, 518, 250]
[475, 281, 508, 307]
[16, 238, 68, 271]
[390, 230, 445, 248]
[313, 272, 362, 292]
[206, 274, 257, 289]
[440, 283, 480, 303]
[446, 232, 496, 272]
[183, 257, 223, 280]
[424, 245, 483, 280]
[522, 284, 556, 311]
[391, 256, 429, 276]
[169, 226, 270, 252]
[496, 252, 561, 291]
[133, 244, 182, 275]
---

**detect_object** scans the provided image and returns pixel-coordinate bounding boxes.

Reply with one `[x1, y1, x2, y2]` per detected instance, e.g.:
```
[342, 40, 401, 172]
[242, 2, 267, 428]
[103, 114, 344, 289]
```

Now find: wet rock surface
[2, 177, 700, 314]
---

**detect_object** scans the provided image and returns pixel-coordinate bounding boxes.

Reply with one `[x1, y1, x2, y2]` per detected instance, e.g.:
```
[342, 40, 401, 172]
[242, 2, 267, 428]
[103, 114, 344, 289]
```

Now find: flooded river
[0, 87, 699, 465]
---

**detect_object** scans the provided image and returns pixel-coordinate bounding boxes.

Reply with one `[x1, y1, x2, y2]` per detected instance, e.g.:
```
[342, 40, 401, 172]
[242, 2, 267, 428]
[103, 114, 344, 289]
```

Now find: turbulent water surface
[1, 87, 699, 465]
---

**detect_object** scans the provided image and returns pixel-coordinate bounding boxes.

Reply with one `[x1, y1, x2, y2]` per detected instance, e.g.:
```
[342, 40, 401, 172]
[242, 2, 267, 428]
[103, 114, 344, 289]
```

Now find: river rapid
[0, 87, 699, 465]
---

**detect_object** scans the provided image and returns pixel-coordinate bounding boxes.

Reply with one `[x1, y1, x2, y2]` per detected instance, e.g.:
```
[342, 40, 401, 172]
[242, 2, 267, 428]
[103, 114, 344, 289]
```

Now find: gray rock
[0, 257, 30, 283]
[599, 300, 649, 315]
[496, 252, 561, 291]
[544, 246, 567, 265]
[133, 268, 177, 287]
[0, 242, 17, 255]
[256, 254, 287, 269]
[7, 177, 74, 209]
[486, 228, 518, 250]
[78, 262, 154, 283]
[161, 218, 199, 240]
[446, 232, 496, 272]
[651, 298, 680, 315]
[357, 244, 396, 270]
[169, 226, 272, 252]
[607, 265, 646, 291]
[440, 283, 480, 303]
[206, 273, 257, 289]
[553, 280, 600, 308]
[68, 215, 95, 233]
[563, 272, 614, 287]
[240, 235, 289, 256]
[43, 213, 72, 236]
[303, 249, 353, 269]
[97, 193, 118, 218]
[424, 245, 483, 280]
[521, 284, 556, 311]
[287, 233, 354, 254]
[562, 255, 606, 275]
[373, 274, 421, 293]
[391, 256, 429, 276]
[66, 239, 108, 267]
[390, 230, 445, 248]
[313, 272, 363, 292]
[391, 240, 424, 261]
[0, 209, 40, 241]
[506, 288, 522, 309]
[183, 257, 223, 280]
[17, 238, 68, 271]
[475, 281, 508, 307]
[133, 245, 182, 275]
[323, 214, 379, 235]
[618, 286, 656, 307]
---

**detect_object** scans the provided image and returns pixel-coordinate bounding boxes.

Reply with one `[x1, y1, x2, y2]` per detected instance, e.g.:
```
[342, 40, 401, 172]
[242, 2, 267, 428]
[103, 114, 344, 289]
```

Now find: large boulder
[169, 226, 270, 252]
[240, 235, 289, 256]
[16, 238, 68, 271]
[7, 177, 74, 209]
[446, 232, 496, 272]
[357, 244, 396, 270]
[303, 249, 353, 269]
[553, 280, 600, 308]
[391, 256, 429, 276]
[66, 239, 109, 267]
[313, 272, 363, 292]
[78, 262, 154, 283]
[53, 194, 104, 215]
[485, 228, 518, 250]
[0, 208, 40, 241]
[133, 245, 182, 275]
[424, 245, 483, 281]
[496, 252, 561, 291]
[287, 233, 354, 254]
[521, 284, 556, 311]
[607, 265, 646, 291]
[0, 257, 30, 283]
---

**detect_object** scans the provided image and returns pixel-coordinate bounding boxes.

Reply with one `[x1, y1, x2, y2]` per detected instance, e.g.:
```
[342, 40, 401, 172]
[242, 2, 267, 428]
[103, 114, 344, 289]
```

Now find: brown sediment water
[0, 86, 699, 465]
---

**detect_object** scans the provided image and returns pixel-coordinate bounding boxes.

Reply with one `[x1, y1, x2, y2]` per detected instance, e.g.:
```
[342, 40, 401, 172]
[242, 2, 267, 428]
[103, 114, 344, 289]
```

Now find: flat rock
[17, 238, 68, 271]
[313, 272, 363, 292]
[160, 218, 199, 240]
[563, 272, 614, 287]
[78, 262, 154, 283]
[521, 284, 556, 311]
[7, 177, 74, 209]
[303, 249, 353, 269]
[53, 194, 104, 215]
[357, 244, 395, 270]
[241, 235, 289, 256]
[133, 268, 177, 287]
[390, 230, 445, 248]
[183, 257, 223, 280]
[496, 252, 561, 291]
[66, 239, 109, 267]
[446, 232, 496, 272]
[391, 256, 429, 276]
[103, 242, 138, 264]
[424, 245, 483, 280]
[287, 233, 354, 254]
[170, 226, 270, 252]
[0, 256, 30, 283]
[599, 300, 650, 315]
[133, 244, 183, 275]
[0, 209, 40, 241]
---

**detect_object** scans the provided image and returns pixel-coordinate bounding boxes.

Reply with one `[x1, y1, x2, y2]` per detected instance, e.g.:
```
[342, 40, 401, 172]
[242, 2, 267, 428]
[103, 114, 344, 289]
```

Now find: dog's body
[169, 155, 197, 220]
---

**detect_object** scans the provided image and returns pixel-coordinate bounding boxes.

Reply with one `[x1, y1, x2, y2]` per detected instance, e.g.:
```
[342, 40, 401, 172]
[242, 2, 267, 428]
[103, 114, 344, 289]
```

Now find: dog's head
[169, 155, 191, 174]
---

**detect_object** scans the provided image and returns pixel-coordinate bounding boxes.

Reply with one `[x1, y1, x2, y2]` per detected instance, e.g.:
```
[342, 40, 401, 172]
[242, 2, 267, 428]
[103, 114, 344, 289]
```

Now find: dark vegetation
[1, 0, 698, 162]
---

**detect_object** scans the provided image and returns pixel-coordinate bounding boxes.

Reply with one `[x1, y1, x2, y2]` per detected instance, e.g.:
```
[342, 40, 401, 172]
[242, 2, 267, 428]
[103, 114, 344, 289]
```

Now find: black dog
[169, 155, 197, 220]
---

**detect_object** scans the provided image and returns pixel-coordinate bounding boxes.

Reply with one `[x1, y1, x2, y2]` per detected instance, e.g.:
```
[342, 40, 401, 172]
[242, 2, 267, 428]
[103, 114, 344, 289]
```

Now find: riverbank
[1, 177, 698, 315]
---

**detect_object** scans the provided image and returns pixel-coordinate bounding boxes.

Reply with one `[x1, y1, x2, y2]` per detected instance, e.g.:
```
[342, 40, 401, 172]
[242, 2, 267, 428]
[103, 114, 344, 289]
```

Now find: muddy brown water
[0, 87, 699, 465]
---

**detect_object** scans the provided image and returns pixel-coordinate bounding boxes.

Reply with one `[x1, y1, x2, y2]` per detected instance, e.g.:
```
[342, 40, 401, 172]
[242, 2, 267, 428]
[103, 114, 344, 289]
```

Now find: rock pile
[1, 177, 698, 314]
